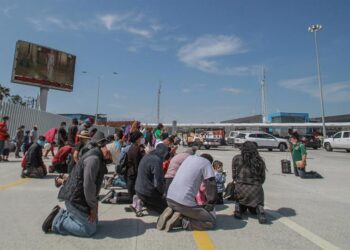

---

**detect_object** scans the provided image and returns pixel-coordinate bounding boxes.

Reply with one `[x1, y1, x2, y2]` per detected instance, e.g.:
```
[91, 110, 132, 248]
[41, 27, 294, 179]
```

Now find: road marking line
[192, 231, 216, 250]
[268, 209, 341, 250]
[0, 178, 31, 191]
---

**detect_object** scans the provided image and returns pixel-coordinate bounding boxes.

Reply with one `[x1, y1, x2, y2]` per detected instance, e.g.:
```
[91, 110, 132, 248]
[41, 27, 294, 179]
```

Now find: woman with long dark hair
[232, 141, 267, 224]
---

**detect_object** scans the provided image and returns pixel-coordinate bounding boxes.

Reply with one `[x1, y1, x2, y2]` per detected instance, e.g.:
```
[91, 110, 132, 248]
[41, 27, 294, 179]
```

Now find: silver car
[234, 131, 289, 152]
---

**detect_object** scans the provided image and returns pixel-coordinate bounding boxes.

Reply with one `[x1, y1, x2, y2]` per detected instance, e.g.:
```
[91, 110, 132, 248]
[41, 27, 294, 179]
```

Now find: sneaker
[164, 212, 182, 232]
[42, 205, 60, 233]
[156, 207, 174, 230]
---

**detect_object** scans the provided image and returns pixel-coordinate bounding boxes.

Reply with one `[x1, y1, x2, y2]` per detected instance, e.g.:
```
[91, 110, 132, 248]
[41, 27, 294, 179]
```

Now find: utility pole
[260, 66, 267, 123]
[157, 81, 162, 124]
[308, 24, 327, 137]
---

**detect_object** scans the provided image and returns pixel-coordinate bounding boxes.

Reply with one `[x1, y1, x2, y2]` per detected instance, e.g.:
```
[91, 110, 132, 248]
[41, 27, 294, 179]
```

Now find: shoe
[42, 205, 60, 233]
[233, 203, 243, 219]
[100, 190, 115, 203]
[164, 212, 182, 232]
[257, 205, 267, 224]
[156, 207, 174, 230]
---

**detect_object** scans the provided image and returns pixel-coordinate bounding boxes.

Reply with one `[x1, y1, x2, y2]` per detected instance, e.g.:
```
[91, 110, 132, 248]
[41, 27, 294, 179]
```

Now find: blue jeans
[52, 202, 97, 237]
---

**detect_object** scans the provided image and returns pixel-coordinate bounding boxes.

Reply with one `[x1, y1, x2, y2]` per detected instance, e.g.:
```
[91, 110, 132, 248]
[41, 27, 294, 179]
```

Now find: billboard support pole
[39, 87, 49, 111]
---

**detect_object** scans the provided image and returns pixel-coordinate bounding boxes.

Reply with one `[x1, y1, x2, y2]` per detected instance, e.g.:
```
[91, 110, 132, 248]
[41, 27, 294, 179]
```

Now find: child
[213, 160, 226, 204]
[2, 139, 10, 162]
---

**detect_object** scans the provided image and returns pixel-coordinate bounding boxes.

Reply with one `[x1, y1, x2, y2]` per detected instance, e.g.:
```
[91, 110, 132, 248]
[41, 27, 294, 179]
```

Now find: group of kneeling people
[41, 130, 267, 237]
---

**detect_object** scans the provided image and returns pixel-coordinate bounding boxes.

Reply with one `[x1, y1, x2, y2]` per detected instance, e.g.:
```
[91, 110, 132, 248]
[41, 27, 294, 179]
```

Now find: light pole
[82, 71, 118, 125]
[308, 24, 326, 137]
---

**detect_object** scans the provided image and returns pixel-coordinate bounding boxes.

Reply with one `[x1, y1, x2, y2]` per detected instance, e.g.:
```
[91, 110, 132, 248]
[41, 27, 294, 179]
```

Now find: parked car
[323, 131, 350, 152]
[301, 135, 322, 149]
[234, 131, 289, 152]
[226, 131, 241, 145]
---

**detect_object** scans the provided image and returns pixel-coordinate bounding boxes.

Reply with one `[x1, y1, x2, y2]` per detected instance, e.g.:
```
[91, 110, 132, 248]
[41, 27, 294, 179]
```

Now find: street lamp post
[308, 24, 327, 137]
[82, 71, 118, 125]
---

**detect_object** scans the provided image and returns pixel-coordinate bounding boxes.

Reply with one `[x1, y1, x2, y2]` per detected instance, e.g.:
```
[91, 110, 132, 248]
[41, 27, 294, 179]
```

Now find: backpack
[115, 145, 131, 175]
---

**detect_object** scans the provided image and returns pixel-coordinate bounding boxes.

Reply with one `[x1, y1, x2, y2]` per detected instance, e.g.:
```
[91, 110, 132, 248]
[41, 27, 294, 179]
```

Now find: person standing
[0, 116, 9, 161]
[15, 125, 25, 158]
[57, 122, 68, 149]
[30, 126, 38, 144]
[21, 130, 31, 156]
[154, 123, 163, 144]
[42, 132, 112, 237]
[67, 118, 78, 146]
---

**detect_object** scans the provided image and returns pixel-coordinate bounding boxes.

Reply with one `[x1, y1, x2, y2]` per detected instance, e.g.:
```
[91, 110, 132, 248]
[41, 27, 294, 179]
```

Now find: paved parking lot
[0, 146, 349, 250]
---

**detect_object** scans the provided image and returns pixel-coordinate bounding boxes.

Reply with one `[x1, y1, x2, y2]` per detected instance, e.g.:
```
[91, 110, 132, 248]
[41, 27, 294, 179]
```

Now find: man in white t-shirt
[157, 154, 218, 231]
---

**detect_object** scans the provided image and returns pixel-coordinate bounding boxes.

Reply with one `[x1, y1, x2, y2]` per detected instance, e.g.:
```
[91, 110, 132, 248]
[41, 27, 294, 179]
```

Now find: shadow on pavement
[94, 219, 156, 239]
[264, 207, 297, 225]
[215, 204, 230, 212]
[215, 214, 247, 230]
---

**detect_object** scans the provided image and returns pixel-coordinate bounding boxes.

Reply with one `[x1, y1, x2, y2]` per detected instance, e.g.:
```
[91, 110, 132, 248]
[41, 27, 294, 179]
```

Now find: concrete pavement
[0, 147, 349, 250]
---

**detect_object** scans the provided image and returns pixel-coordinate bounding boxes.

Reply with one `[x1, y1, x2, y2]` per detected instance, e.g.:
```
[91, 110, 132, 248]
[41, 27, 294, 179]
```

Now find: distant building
[59, 113, 107, 123]
[221, 115, 262, 123]
[310, 114, 350, 123]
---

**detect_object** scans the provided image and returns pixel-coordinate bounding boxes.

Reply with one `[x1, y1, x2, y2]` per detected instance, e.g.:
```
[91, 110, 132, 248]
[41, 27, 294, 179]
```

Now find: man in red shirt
[49, 145, 73, 173]
[0, 116, 9, 161]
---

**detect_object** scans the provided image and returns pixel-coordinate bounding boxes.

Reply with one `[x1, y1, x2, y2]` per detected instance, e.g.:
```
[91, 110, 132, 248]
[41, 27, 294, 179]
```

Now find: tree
[10, 95, 26, 106]
[0, 84, 10, 102]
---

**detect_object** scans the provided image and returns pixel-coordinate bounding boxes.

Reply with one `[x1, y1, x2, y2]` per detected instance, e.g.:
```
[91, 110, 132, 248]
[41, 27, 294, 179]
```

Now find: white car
[323, 131, 350, 152]
[226, 131, 241, 145]
[234, 131, 289, 152]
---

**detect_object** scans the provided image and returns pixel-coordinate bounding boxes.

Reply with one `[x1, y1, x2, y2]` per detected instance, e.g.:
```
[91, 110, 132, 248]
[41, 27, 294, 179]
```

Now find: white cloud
[222, 87, 241, 94]
[1, 5, 17, 17]
[178, 35, 256, 75]
[98, 12, 157, 39]
[113, 93, 127, 100]
[279, 76, 350, 102]
[182, 88, 191, 94]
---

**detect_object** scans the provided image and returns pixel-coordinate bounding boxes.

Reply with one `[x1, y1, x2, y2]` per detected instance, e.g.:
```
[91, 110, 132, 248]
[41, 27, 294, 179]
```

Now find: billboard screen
[11, 40, 76, 92]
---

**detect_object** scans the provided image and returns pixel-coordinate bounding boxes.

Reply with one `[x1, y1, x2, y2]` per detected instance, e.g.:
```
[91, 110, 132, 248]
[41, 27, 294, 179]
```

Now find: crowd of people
[2, 116, 296, 237]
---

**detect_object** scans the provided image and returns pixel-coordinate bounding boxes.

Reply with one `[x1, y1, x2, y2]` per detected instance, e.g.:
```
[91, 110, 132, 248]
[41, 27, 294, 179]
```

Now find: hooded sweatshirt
[135, 143, 169, 197]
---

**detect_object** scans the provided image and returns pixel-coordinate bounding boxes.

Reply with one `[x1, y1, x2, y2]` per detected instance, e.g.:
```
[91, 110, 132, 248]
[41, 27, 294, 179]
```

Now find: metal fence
[0, 101, 114, 139]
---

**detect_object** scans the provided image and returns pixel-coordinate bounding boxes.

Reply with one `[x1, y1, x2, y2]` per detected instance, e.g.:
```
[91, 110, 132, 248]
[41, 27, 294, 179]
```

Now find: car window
[230, 132, 236, 137]
[249, 134, 257, 138]
[343, 132, 350, 138]
[333, 132, 342, 139]
[257, 133, 274, 139]
[236, 133, 246, 139]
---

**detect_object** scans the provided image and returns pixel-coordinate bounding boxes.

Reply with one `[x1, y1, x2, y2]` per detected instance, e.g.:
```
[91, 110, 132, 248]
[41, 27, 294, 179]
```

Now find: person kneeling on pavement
[133, 143, 170, 215]
[49, 145, 73, 173]
[157, 153, 218, 232]
[21, 135, 47, 178]
[232, 141, 267, 224]
[42, 131, 112, 237]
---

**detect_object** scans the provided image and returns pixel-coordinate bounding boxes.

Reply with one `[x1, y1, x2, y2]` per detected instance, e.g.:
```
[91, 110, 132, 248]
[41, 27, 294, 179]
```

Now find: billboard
[11, 40, 76, 92]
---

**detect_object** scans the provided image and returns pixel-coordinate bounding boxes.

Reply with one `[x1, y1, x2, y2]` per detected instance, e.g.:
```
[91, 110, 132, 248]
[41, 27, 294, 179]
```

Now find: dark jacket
[135, 143, 169, 197]
[58, 147, 107, 214]
[25, 142, 44, 168]
[58, 127, 68, 146]
[126, 144, 143, 178]
[67, 124, 78, 145]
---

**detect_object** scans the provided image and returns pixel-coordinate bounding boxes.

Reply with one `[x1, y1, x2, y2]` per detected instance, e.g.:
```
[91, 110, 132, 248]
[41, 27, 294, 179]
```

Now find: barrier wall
[0, 101, 114, 139]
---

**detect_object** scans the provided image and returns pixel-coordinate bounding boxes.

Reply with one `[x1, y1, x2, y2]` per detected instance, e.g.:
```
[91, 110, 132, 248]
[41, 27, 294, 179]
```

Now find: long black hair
[241, 141, 266, 174]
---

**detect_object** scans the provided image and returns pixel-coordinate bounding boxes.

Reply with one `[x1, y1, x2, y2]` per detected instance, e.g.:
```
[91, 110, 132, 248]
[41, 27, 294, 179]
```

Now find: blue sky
[0, 0, 350, 123]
